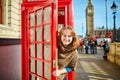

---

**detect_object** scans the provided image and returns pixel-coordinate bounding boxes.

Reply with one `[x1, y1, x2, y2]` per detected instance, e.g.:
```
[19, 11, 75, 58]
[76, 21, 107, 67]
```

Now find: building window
[0, 0, 8, 25]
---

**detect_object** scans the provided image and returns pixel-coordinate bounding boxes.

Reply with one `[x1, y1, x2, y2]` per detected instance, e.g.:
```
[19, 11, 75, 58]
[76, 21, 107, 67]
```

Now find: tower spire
[88, 0, 92, 3]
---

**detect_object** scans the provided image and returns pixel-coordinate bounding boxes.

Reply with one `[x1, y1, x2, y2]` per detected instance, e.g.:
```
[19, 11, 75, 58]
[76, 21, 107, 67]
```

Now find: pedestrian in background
[84, 39, 89, 54]
[103, 40, 110, 60]
[94, 39, 98, 54]
[89, 40, 95, 54]
[78, 39, 83, 54]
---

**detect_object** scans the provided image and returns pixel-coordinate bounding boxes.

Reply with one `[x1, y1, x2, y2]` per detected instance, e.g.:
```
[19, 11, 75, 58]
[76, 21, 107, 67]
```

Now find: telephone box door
[21, 1, 58, 80]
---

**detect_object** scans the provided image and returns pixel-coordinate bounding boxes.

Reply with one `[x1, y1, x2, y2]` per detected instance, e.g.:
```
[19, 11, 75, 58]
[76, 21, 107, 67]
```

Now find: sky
[73, 0, 120, 36]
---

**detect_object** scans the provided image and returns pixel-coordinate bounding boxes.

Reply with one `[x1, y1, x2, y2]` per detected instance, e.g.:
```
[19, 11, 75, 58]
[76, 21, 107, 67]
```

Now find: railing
[107, 43, 120, 66]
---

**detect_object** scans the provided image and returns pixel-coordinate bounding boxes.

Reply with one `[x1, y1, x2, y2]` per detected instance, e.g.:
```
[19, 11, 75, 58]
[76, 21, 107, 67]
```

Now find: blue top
[66, 67, 72, 72]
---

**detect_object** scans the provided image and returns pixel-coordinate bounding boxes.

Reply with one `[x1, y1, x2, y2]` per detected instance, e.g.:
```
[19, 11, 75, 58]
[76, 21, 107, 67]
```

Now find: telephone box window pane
[30, 74, 35, 80]
[37, 10, 42, 25]
[37, 61, 42, 76]
[44, 25, 50, 41]
[44, 7, 51, 23]
[36, 26, 42, 41]
[58, 24, 64, 32]
[30, 44, 35, 57]
[37, 44, 42, 58]
[37, 77, 42, 80]
[44, 44, 51, 60]
[28, 0, 40, 1]
[30, 28, 35, 42]
[44, 62, 50, 79]
[30, 13, 35, 26]
[30, 59, 35, 73]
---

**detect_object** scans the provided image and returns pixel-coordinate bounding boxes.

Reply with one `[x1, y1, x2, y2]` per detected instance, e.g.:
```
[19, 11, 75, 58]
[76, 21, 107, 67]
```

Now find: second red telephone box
[21, 0, 74, 80]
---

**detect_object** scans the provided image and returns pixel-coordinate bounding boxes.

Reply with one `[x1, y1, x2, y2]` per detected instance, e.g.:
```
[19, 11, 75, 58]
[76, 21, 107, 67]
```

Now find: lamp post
[105, 0, 108, 36]
[82, 22, 83, 37]
[111, 1, 118, 42]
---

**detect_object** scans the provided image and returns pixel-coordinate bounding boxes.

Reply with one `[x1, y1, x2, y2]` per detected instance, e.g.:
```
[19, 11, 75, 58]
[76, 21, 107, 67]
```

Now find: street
[75, 47, 120, 80]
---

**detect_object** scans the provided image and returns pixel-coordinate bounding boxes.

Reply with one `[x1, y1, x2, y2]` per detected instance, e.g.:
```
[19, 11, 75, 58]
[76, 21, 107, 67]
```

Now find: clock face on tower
[88, 9, 92, 13]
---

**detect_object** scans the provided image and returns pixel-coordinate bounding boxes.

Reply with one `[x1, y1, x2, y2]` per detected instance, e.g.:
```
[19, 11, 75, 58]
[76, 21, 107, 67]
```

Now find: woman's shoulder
[71, 50, 79, 56]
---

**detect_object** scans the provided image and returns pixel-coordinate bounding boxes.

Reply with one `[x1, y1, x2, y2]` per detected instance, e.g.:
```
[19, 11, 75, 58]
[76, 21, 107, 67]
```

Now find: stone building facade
[0, 0, 22, 38]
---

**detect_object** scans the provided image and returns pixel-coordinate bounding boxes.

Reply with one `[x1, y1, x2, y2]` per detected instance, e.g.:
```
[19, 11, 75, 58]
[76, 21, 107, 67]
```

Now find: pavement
[75, 48, 120, 80]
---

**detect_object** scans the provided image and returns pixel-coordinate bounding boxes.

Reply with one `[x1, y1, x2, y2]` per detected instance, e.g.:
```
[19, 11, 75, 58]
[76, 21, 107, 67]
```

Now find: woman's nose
[65, 36, 69, 40]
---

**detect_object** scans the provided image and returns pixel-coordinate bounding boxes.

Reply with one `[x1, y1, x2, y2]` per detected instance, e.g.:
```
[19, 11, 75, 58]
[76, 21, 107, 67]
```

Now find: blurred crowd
[77, 37, 110, 59]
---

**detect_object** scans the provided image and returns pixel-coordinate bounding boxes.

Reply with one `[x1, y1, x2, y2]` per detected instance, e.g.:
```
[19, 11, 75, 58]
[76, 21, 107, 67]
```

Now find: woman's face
[61, 29, 73, 46]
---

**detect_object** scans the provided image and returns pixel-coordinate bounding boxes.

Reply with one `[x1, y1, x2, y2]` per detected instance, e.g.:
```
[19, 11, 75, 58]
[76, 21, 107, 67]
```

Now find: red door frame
[21, 0, 58, 80]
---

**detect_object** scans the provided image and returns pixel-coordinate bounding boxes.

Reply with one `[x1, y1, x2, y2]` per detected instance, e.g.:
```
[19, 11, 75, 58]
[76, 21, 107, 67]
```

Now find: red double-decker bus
[105, 31, 113, 39]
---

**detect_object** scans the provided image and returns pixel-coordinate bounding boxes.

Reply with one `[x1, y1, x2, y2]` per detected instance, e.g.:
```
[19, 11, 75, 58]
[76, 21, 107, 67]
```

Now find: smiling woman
[53, 26, 79, 80]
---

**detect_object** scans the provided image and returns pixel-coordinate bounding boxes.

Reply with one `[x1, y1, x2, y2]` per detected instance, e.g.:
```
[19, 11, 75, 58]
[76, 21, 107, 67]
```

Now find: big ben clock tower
[86, 0, 94, 37]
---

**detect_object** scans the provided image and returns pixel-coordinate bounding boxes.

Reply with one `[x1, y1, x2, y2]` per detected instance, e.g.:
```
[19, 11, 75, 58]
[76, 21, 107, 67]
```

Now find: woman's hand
[52, 69, 61, 76]
[52, 68, 67, 76]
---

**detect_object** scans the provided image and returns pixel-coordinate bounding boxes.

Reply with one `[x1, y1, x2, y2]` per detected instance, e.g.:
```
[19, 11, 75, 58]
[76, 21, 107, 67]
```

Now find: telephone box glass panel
[30, 13, 35, 27]
[58, 24, 64, 32]
[44, 7, 51, 23]
[36, 26, 42, 41]
[44, 44, 51, 60]
[44, 24, 50, 41]
[37, 44, 42, 58]
[44, 62, 51, 79]
[28, 0, 35, 1]
[30, 28, 35, 42]
[30, 59, 35, 73]
[37, 60, 42, 76]
[30, 74, 35, 80]
[30, 44, 35, 57]
[37, 77, 42, 80]
[37, 10, 42, 25]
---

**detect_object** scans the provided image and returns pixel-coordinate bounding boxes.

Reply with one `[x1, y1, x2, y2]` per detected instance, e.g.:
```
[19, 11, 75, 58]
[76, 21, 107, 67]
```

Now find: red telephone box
[21, 0, 74, 80]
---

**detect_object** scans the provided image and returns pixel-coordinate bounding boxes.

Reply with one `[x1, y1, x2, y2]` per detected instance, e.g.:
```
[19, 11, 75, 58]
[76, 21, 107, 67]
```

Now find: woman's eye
[68, 35, 72, 37]
[63, 35, 66, 37]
